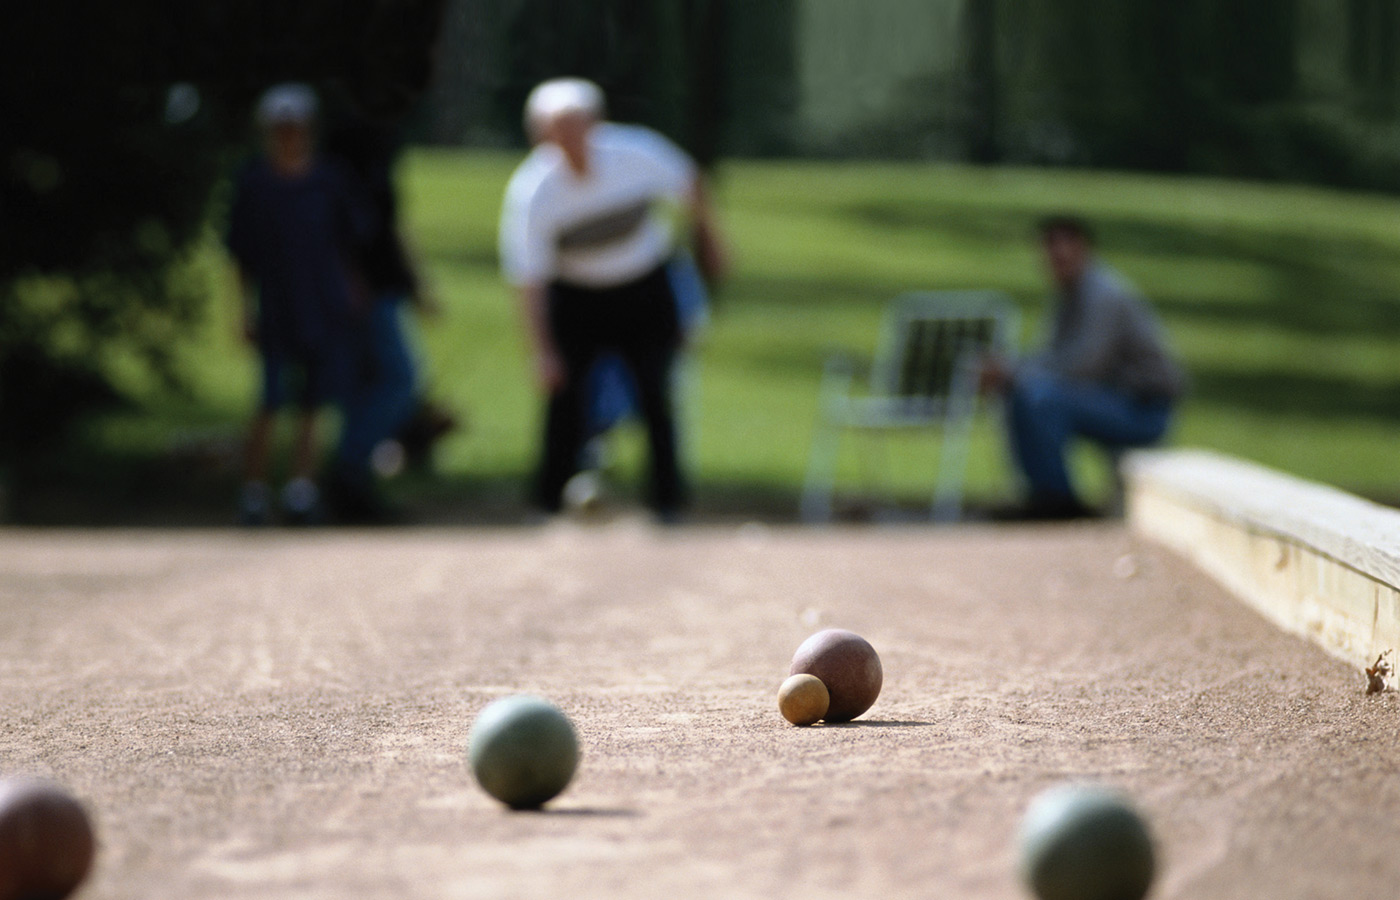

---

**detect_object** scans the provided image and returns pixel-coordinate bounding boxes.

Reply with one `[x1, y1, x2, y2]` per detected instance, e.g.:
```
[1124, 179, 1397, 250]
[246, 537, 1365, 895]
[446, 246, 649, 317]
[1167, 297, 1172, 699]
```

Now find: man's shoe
[325, 468, 399, 525]
[990, 495, 1098, 522]
[237, 482, 271, 527]
[281, 478, 324, 526]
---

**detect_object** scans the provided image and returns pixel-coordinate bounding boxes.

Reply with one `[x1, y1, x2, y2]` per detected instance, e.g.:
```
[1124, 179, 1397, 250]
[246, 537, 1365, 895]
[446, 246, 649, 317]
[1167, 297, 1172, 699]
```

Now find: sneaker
[654, 506, 686, 527]
[989, 494, 1099, 522]
[562, 470, 605, 516]
[281, 477, 322, 526]
[398, 402, 459, 471]
[238, 482, 271, 527]
[325, 467, 398, 525]
[370, 439, 407, 478]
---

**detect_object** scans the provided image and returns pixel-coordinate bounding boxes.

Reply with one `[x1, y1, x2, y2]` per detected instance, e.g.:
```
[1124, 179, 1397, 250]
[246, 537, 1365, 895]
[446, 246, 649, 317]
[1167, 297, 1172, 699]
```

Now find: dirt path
[1, 522, 1397, 899]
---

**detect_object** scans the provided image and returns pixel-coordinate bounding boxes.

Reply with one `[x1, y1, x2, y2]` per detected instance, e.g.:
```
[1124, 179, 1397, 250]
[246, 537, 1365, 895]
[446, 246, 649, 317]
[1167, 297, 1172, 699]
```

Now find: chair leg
[858, 429, 896, 518]
[932, 425, 972, 523]
[931, 354, 980, 523]
[1105, 448, 1128, 517]
[802, 359, 856, 524]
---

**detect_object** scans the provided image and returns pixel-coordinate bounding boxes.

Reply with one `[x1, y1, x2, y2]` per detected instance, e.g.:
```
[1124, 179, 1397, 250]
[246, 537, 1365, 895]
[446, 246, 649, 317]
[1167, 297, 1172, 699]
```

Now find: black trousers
[535, 265, 686, 513]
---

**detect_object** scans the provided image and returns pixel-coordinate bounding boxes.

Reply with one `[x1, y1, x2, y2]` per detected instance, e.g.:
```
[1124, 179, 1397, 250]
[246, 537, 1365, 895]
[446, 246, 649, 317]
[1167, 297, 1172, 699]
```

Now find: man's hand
[515, 283, 566, 393]
[411, 285, 445, 320]
[693, 219, 729, 286]
[979, 354, 1013, 394]
[529, 347, 562, 391]
[241, 313, 258, 345]
[234, 268, 258, 345]
[688, 178, 729, 287]
[534, 347, 566, 392]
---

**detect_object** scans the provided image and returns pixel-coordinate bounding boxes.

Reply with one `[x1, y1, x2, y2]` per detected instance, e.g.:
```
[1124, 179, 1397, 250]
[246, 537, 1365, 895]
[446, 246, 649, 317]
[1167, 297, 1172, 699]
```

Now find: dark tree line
[984, 0, 1303, 172]
[6, 0, 1400, 468]
[885, 0, 1400, 187]
[0, 1, 449, 462]
[422, 0, 1400, 187]
[426, 0, 776, 164]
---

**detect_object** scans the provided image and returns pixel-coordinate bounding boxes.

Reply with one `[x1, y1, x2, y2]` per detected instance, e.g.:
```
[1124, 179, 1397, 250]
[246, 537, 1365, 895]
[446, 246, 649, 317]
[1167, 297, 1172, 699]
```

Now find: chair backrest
[870, 291, 1018, 401]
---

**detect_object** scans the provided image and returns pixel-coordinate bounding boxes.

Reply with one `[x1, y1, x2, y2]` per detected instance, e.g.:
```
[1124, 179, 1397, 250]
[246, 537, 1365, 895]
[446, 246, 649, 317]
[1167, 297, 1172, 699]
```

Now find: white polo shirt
[499, 122, 697, 289]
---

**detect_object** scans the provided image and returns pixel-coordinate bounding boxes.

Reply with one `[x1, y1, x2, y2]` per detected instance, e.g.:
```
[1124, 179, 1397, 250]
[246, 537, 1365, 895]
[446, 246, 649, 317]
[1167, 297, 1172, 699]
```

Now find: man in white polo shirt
[499, 78, 727, 521]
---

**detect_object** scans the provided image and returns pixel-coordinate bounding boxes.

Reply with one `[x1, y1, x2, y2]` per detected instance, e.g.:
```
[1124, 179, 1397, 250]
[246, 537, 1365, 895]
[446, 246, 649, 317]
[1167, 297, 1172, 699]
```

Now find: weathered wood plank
[1126, 449, 1400, 670]
[1127, 449, 1400, 587]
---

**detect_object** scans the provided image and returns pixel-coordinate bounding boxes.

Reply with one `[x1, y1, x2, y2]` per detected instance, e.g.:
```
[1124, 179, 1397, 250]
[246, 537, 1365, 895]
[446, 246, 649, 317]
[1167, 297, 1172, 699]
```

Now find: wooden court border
[1125, 449, 1400, 671]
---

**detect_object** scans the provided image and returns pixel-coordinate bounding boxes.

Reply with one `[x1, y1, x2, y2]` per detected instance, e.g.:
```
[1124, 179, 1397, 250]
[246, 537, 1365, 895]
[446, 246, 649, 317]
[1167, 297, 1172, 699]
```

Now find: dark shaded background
[3, 0, 1399, 510]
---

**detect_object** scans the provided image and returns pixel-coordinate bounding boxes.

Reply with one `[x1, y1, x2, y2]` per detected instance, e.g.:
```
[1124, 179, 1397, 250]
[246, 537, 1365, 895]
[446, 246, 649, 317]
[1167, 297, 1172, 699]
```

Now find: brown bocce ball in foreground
[789, 628, 882, 722]
[0, 778, 95, 900]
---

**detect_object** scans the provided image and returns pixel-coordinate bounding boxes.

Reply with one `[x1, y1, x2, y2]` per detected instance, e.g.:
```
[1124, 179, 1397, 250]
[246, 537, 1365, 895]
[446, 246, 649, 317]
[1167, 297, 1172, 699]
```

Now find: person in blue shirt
[321, 110, 459, 521]
[226, 84, 364, 525]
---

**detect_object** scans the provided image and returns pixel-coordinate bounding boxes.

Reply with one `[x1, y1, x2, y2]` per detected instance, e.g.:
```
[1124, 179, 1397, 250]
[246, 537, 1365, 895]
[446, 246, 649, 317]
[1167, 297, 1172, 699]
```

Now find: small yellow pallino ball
[778, 673, 830, 726]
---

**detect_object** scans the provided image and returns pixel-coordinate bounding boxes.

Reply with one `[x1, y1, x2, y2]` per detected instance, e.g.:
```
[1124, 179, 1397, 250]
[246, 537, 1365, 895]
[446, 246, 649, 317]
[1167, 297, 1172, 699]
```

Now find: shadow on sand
[518, 806, 642, 818]
[818, 719, 935, 728]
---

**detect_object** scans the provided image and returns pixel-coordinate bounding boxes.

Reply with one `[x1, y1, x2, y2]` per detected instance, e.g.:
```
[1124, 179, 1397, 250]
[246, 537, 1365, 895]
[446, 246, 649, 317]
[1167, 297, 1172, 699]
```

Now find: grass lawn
[35, 151, 1400, 522]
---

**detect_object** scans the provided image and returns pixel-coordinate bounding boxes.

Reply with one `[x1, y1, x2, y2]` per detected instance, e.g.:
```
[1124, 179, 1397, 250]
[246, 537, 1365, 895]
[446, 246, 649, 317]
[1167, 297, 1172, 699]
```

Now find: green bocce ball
[1019, 784, 1155, 900]
[468, 696, 579, 810]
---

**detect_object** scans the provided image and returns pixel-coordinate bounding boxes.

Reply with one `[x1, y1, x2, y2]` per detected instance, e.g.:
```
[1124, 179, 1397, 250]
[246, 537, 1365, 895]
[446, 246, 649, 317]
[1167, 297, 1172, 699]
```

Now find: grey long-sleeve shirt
[1031, 261, 1186, 401]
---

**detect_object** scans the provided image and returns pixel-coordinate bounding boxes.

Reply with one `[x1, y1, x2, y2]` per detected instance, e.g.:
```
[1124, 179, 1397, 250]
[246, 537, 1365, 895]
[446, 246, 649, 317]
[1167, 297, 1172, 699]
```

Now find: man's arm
[978, 353, 1014, 394]
[225, 172, 260, 345]
[501, 165, 564, 390]
[397, 228, 443, 318]
[516, 282, 564, 391]
[235, 267, 258, 344]
[686, 177, 728, 286]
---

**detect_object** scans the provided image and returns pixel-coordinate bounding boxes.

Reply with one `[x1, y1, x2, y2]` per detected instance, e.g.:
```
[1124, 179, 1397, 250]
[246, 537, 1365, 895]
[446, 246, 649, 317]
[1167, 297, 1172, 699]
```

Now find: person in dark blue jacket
[226, 84, 365, 525]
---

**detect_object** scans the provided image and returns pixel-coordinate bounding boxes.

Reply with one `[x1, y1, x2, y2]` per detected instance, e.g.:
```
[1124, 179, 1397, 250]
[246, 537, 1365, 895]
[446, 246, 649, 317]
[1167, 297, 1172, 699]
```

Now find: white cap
[257, 83, 318, 127]
[524, 78, 605, 140]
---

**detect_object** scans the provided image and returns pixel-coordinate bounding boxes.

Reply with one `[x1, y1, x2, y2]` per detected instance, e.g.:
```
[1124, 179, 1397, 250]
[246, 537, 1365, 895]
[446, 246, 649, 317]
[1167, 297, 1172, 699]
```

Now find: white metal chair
[800, 291, 1018, 523]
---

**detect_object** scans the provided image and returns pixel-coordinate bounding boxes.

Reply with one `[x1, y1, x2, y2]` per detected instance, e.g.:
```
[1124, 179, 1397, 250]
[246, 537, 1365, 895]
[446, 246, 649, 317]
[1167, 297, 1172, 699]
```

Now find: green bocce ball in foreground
[468, 695, 579, 810]
[1018, 783, 1155, 900]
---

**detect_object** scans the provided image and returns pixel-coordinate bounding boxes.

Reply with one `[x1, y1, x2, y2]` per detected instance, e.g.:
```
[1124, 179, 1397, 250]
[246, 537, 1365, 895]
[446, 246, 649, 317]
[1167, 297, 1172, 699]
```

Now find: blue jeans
[1008, 371, 1172, 503]
[339, 296, 418, 478]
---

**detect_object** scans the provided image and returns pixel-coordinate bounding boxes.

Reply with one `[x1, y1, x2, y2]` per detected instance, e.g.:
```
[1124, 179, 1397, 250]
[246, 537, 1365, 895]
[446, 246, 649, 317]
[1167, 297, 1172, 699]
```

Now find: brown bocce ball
[789, 628, 882, 722]
[0, 778, 95, 900]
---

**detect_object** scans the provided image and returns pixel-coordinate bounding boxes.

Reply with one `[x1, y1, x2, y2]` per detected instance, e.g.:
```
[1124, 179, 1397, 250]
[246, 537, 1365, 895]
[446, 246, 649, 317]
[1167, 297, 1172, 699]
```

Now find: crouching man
[984, 216, 1186, 519]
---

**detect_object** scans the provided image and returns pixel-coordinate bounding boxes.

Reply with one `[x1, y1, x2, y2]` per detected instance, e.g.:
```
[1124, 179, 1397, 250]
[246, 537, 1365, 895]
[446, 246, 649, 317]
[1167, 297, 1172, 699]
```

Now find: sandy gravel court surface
[1, 522, 1398, 899]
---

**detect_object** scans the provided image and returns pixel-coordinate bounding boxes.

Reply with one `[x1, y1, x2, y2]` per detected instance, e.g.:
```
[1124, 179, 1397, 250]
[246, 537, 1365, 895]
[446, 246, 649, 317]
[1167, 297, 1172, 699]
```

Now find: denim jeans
[1008, 370, 1172, 503]
[339, 295, 418, 479]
